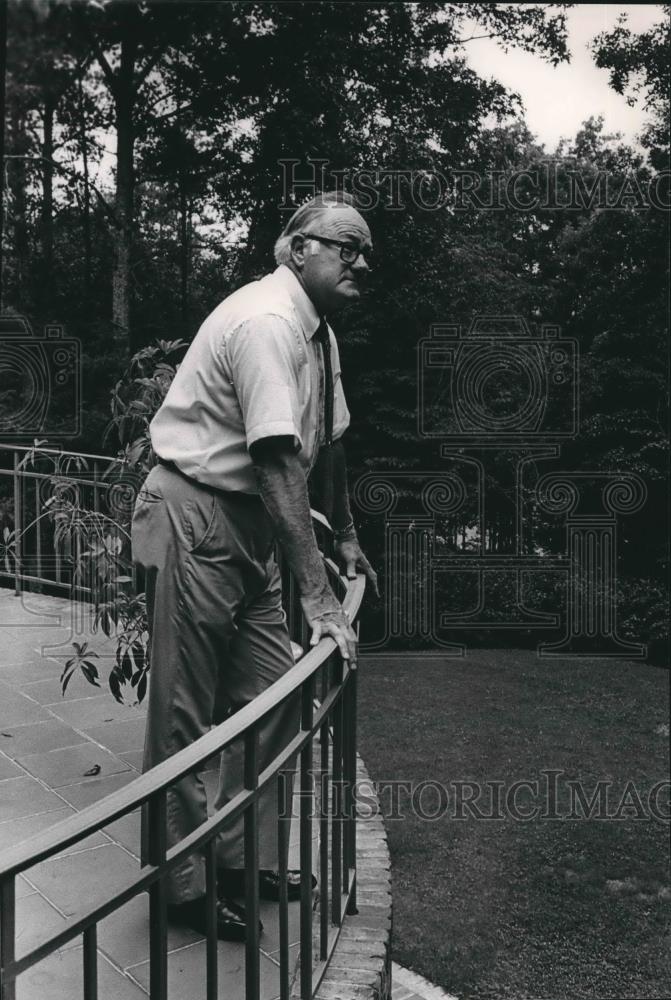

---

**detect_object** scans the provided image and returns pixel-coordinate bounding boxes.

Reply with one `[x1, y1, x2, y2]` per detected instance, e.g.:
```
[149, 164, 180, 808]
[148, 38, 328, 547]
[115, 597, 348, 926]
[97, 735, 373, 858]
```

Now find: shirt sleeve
[225, 315, 304, 452]
[330, 329, 351, 441]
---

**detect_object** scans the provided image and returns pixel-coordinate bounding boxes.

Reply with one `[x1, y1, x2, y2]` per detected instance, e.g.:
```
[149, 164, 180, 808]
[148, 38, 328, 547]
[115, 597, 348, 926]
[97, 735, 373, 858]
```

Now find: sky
[461, 4, 663, 151]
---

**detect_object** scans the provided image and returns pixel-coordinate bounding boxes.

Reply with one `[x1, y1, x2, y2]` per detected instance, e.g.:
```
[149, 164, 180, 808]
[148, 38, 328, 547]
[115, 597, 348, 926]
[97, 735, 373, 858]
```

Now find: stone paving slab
[17, 742, 132, 787]
[1, 686, 51, 726]
[118, 748, 144, 771]
[127, 938, 287, 1000]
[102, 809, 142, 855]
[0, 774, 67, 822]
[0, 754, 24, 779]
[15, 892, 72, 961]
[14, 675, 86, 704]
[0, 719, 87, 758]
[0, 659, 68, 688]
[46, 693, 145, 728]
[0, 807, 110, 857]
[54, 770, 138, 809]
[84, 717, 148, 752]
[26, 843, 140, 918]
[96, 893, 206, 970]
[15, 875, 38, 900]
[16, 946, 148, 1000]
[0, 640, 64, 667]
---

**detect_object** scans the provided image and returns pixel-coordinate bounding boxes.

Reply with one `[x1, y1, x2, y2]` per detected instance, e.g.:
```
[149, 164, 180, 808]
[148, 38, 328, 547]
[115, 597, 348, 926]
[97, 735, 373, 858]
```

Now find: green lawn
[357, 650, 670, 999]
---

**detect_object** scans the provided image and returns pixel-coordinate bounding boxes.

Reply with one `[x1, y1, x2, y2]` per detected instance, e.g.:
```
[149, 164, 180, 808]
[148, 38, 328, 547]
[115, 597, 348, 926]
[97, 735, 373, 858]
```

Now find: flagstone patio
[0, 587, 308, 999]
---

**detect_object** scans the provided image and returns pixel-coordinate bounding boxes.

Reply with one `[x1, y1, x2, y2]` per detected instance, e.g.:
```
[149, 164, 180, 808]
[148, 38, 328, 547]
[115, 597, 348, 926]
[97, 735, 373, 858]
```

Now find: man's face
[295, 206, 372, 315]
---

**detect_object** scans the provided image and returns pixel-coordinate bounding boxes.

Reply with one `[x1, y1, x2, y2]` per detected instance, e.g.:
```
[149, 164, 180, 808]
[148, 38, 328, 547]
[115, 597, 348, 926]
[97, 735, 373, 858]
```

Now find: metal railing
[0, 443, 138, 598]
[0, 443, 365, 1000]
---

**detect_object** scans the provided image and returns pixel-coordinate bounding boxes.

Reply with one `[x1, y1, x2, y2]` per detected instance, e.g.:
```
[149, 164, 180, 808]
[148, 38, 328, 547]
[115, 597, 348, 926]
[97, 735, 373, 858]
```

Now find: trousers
[131, 462, 298, 904]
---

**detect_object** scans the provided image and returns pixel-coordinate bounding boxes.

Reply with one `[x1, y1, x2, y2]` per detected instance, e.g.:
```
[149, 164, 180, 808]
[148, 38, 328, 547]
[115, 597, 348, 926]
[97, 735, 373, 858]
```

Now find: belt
[156, 456, 184, 476]
[154, 456, 253, 502]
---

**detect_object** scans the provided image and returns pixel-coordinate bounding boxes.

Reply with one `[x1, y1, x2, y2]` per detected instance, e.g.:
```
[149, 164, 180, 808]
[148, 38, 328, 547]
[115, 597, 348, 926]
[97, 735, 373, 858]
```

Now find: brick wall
[314, 755, 392, 1000]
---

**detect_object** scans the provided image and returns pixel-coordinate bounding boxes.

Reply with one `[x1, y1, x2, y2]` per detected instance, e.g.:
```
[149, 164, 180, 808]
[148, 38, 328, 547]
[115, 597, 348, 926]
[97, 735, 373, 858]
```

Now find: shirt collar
[274, 264, 322, 340]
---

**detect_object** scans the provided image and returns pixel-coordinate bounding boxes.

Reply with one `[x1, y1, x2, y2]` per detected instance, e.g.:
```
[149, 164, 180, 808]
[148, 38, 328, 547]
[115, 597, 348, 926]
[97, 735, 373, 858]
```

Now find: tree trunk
[0, 0, 8, 309]
[78, 74, 91, 300]
[112, 25, 137, 351]
[176, 51, 189, 323]
[8, 107, 29, 306]
[40, 97, 54, 316]
[178, 178, 189, 322]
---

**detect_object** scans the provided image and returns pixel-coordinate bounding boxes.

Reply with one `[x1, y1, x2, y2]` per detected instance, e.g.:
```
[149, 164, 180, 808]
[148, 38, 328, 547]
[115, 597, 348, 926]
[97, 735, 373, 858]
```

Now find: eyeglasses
[303, 234, 373, 266]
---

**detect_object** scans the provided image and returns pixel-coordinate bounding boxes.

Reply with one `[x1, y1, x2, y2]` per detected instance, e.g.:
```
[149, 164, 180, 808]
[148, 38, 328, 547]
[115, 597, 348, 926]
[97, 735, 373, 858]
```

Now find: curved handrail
[0, 572, 365, 880]
[5, 664, 354, 978]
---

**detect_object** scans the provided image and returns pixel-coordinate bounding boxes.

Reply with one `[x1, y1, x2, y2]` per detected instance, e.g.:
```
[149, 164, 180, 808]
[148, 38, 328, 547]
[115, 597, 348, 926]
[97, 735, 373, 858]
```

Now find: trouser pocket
[181, 491, 218, 555]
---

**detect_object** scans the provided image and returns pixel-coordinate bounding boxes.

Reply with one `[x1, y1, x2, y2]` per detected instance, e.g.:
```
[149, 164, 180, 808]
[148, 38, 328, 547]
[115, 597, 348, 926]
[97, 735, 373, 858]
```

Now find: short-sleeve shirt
[149, 264, 350, 493]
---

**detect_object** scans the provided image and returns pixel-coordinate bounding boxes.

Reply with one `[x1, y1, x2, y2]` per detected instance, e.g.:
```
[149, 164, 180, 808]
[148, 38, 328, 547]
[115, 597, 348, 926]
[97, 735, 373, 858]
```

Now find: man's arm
[329, 438, 353, 534]
[328, 439, 380, 596]
[251, 436, 358, 661]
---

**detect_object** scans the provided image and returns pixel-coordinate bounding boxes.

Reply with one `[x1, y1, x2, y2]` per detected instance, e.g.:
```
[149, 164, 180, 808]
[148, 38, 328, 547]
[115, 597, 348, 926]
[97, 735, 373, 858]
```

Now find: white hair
[274, 233, 322, 265]
[273, 233, 295, 265]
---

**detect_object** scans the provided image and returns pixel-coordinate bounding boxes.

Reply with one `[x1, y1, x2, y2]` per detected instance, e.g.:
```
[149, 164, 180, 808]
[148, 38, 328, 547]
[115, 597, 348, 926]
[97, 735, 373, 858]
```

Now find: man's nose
[351, 253, 369, 274]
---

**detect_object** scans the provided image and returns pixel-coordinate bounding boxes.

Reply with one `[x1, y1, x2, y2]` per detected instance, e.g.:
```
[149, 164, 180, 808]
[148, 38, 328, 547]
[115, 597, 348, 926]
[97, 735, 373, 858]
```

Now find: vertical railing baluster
[344, 665, 358, 914]
[277, 768, 291, 1000]
[244, 728, 260, 1000]
[83, 925, 98, 1000]
[147, 791, 168, 1000]
[12, 453, 21, 596]
[35, 477, 42, 587]
[55, 507, 62, 585]
[331, 655, 343, 927]
[299, 676, 314, 1000]
[300, 598, 309, 652]
[0, 876, 16, 1000]
[92, 461, 100, 516]
[73, 518, 82, 645]
[319, 712, 330, 960]
[205, 839, 218, 1000]
[92, 461, 100, 613]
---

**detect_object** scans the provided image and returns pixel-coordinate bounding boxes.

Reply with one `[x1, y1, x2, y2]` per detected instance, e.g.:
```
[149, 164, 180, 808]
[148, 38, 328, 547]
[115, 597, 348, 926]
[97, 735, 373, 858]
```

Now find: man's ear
[290, 234, 306, 269]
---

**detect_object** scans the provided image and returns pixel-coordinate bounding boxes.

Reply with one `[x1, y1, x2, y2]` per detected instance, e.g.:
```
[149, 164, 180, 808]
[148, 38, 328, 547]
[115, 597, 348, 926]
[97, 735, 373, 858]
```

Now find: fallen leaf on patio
[83, 764, 102, 776]
[1, 732, 13, 738]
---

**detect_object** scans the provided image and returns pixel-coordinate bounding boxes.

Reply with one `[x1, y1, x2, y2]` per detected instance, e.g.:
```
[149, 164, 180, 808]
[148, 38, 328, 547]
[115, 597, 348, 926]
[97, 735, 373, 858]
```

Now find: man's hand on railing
[334, 536, 380, 598]
[301, 586, 358, 664]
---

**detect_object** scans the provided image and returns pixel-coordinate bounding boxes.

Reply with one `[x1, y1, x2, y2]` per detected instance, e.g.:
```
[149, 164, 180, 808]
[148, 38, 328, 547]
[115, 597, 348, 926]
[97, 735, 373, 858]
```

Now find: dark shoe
[167, 896, 262, 942]
[259, 869, 318, 902]
[219, 868, 317, 903]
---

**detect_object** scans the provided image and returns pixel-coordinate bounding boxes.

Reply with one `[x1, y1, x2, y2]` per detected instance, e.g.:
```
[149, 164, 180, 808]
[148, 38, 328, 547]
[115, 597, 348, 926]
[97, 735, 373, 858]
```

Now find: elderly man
[131, 191, 378, 941]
